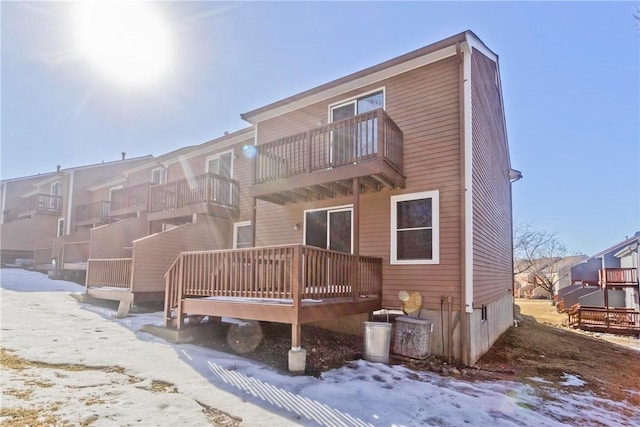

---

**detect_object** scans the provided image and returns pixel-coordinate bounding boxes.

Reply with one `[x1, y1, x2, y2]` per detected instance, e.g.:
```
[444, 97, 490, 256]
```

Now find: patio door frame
[303, 204, 354, 254]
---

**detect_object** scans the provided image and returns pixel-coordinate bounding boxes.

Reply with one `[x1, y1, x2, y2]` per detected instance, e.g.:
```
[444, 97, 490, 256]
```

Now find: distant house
[566, 233, 639, 334]
[0, 156, 151, 273]
[514, 255, 588, 299]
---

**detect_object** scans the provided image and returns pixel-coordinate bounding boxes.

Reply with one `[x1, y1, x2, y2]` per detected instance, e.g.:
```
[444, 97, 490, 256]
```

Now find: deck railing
[148, 173, 239, 213]
[568, 305, 640, 331]
[598, 268, 638, 286]
[254, 109, 403, 184]
[110, 183, 150, 212]
[164, 245, 383, 315]
[76, 200, 110, 223]
[86, 258, 133, 289]
[4, 194, 63, 221]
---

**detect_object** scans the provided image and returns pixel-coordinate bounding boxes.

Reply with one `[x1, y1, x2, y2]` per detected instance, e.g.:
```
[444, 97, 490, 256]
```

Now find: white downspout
[65, 171, 74, 235]
[0, 182, 6, 224]
[462, 40, 473, 314]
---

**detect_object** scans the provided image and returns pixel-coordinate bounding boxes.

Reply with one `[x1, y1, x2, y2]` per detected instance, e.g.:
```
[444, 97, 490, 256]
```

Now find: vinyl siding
[470, 49, 513, 305]
[253, 56, 463, 310]
[0, 215, 59, 251]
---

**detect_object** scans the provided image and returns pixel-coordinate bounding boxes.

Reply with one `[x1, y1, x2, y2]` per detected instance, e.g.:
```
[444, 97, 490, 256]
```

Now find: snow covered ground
[1, 268, 639, 426]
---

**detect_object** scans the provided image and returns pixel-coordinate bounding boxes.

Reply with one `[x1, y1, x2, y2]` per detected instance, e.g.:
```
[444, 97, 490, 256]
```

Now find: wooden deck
[4, 194, 62, 222]
[599, 268, 638, 287]
[251, 109, 405, 204]
[147, 173, 240, 221]
[109, 182, 151, 218]
[568, 305, 640, 335]
[164, 244, 383, 348]
[75, 200, 111, 228]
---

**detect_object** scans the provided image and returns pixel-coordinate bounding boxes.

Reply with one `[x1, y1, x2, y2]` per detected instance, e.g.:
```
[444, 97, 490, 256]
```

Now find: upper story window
[206, 151, 233, 179]
[390, 190, 440, 265]
[329, 89, 384, 122]
[50, 181, 61, 196]
[151, 168, 167, 185]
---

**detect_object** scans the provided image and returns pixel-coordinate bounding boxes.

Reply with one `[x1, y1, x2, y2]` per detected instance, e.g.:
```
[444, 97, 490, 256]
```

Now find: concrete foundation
[288, 348, 307, 373]
[141, 323, 220, 344]
[468, 293, 513, 365]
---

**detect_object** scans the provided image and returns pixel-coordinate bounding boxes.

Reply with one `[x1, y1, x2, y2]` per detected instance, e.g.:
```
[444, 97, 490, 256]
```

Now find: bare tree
[513, 222, 568, 299]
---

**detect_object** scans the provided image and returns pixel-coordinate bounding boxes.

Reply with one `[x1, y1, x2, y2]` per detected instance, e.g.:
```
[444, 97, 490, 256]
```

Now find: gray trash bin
[363, 321, 392, 363]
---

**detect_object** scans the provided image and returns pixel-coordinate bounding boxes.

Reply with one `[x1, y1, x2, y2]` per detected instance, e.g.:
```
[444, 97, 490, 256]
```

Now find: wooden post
[251, 198, 257, 248]
[353, 178, 360, 301]
[604, 285, 610, 330]
[377, 109, 384, 160]
[176, 255, 184, 330]
[306, 130, 312, 174]
[291, 245, 302, 348]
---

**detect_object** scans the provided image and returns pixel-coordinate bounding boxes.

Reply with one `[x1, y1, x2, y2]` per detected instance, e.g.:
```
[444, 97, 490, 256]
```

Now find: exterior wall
[53, 228, 91, 258]
[468, 292, 513, 364]
[253, 56, 463, 312]
[0, 173, 56, 224]
[579, 289, 626, 307]
[0, 215, 58, 251]
[470, 48, 513, 306]
[131, 215, 231, 294]
[89, 216, 148, 259]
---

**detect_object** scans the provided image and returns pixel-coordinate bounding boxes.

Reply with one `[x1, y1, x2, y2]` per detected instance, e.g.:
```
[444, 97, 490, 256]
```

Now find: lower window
[390, 190, 439, 264]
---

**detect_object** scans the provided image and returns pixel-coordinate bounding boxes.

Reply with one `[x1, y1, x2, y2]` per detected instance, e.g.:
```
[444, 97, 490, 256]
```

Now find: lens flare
[242, 144, 257, 159]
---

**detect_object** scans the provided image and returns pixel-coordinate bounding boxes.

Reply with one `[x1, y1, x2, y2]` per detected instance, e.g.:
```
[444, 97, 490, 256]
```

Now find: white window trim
[205, 149, 235, 177]
[390, 190, 440, 265]
[50, 180, 61, 195]
[57, 217, 65, 238]
[151, 167, 167, 184]
[327, 87, 386, 123]
[233, 220, 252, 249]
[109, 185, 123, 201]
[303, 204, 354, 253]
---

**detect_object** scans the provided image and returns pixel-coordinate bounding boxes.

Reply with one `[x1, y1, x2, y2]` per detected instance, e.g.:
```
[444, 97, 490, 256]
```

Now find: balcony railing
[76, 200, 110, 223]
[4, 194, 63, 221]
[148, 173, 239, 213]
[110, 183, 150, 213]
[598, 268, 638, 286]
[86, 258, 133, 289]
[254, 109, 403, 185]
[568, 305, 640, 334]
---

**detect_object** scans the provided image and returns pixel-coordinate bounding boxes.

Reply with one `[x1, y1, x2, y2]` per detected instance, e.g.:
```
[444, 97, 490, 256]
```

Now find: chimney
[56, 165, 61, 173]
[121, 152, 126, 160]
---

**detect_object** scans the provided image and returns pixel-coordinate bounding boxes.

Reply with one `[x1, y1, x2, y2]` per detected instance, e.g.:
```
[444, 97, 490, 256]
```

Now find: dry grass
[476, 300, 640, 407]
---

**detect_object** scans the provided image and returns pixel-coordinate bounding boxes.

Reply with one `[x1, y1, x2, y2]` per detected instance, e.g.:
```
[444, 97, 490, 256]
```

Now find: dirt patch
[194, 303, 640, 408]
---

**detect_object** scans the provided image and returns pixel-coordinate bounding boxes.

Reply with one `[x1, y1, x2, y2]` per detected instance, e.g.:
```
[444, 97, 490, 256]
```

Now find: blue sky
[2, 1, 638, 256]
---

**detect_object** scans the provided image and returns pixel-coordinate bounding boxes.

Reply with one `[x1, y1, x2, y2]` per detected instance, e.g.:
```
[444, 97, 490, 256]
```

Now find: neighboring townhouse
[83, 127, 255, 316]
[163, 30, 519, 370]
[1, 155, 151, 273]
[514, 255, 587, 299]
[0, 171, 57, 265]
[567, 232, 639, 334]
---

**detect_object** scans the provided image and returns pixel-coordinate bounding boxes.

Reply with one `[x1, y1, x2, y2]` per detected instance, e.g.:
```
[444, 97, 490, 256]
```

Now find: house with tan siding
[161, 31, 519, 371]
[82, 127, 255, 316]
[0, 156, 151, 275]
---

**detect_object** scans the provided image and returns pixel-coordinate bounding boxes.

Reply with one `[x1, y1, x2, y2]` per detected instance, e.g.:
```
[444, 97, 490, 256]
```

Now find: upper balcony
[250, 108, 405, 205]
[3, 193, 63, 222]
[598, 268, 638, 287]
[110, 182, 151, 218]
[147, 173, 240, 222]
[75, 200, 111, 228]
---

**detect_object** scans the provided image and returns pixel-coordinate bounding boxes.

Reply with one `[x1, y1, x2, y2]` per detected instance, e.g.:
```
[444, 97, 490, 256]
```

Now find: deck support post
[176, 255, 185, 330]
[353, 178, 361, 301]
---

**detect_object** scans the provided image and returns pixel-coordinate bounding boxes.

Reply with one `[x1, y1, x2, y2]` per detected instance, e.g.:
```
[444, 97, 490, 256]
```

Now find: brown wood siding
[131, 215, 231, 293]
[253, 56, 462, 310]
[89, 216, 148, 259]
[53, 228, 91, 255]
[470, 49, 513, 305]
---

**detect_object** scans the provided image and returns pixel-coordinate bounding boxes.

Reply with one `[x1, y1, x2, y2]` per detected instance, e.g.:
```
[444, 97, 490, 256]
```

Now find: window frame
[205, 150, 235, 178]
[327, 87, 386, 123]
[233, 220, 252, 249]
[151, 167, 167, 185]
[57, 217, 65, 238]
[390, 190, 440, 265]
[303, 204, 354, 254]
